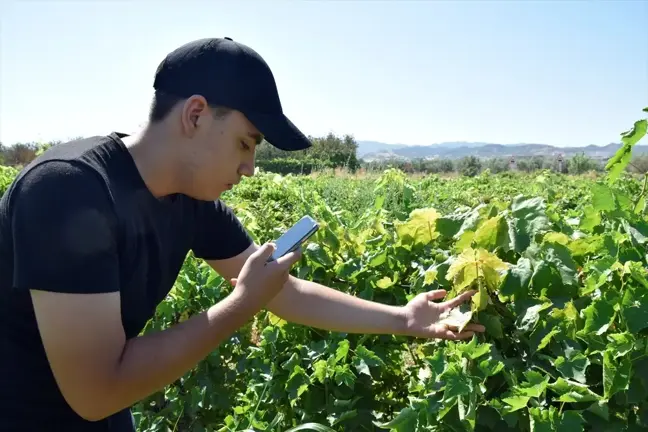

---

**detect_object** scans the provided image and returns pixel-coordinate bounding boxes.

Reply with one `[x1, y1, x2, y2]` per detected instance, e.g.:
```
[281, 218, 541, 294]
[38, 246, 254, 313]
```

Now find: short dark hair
[148, 89, 232, 123]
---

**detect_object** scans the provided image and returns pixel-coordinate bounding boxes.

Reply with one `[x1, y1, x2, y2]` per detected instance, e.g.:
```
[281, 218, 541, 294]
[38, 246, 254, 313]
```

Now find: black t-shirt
[0, 132, 253, 431]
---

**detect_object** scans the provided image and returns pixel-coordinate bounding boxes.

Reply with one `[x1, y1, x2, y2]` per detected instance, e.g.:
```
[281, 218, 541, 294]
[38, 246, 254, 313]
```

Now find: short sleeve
[10, 160, 120, 294]
[191, 199, 253, 260]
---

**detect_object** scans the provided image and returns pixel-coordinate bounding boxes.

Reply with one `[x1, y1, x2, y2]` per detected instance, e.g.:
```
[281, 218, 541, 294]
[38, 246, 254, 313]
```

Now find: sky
[1, 0, 647, 148]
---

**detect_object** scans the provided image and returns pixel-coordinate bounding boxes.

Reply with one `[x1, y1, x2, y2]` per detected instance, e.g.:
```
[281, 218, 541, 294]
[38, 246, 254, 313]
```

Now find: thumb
[229, 278, 238, 286]
[250, 242, 276, 263]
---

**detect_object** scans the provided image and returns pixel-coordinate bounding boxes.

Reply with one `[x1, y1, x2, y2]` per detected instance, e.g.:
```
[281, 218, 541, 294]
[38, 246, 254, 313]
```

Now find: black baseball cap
[153, 37, 311, 151]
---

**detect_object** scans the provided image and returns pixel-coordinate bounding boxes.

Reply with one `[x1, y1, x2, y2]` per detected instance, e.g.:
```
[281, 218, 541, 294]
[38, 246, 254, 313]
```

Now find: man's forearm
[267, 276, 408, 335]
[95, 293, 252, 420]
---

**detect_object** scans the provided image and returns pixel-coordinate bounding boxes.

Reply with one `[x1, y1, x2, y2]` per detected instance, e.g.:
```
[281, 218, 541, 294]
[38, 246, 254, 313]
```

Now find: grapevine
[1, 108, 646, 431]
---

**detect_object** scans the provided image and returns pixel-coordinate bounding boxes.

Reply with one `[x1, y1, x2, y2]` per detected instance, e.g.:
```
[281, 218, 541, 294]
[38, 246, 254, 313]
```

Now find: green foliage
[123, 167, 646, 432]
[568, 153, 601, 175]
[1, 110, 647, 431]
[256, 132, 360, 174]
[605, 107, 648, 184]
[0, 165, 19, 196]
[457, 156, 483, 177]
[255, 158, 332, 176]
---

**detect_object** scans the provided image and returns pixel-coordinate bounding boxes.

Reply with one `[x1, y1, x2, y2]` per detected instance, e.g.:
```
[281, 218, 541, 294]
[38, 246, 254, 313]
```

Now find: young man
[0, 37, 484, 431]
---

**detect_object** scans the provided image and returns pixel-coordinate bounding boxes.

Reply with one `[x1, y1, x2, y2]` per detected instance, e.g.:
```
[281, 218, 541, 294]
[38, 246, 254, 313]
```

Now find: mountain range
[357, 140, 648, 162]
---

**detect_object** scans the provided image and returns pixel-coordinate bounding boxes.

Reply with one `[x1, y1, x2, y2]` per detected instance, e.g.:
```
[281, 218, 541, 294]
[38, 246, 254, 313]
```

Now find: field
[1, 114, 648, 431]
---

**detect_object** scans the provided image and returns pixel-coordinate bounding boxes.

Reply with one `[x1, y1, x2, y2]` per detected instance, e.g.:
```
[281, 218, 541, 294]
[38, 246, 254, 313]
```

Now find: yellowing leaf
[474, 215, 509, 250]
[396, 208, 441, 247]
[446, 248, 508, 292]
[455, 231, 475, 251]
[424, 269, 438, 285]
[268, 312, 288, 327]
[472, 284, 490, 311]
[543, 232, 570, 245]
[376, 276, 394, 289]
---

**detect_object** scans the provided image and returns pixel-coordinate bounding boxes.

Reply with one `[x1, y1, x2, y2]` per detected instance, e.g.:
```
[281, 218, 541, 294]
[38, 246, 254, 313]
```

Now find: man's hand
[401, 289, 485, 340]
[229, 242, 301, 313]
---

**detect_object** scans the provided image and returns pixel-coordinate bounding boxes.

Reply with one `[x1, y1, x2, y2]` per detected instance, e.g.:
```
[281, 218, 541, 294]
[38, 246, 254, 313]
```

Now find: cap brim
[245, 112, 312, 151]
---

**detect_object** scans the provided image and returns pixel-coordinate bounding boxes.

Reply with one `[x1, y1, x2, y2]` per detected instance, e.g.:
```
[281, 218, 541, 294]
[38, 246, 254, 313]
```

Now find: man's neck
[121, 126, 181, 198]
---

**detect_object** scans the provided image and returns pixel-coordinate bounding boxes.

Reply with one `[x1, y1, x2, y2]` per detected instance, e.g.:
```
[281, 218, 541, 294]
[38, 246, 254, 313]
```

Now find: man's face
[180, 100, 262, 200]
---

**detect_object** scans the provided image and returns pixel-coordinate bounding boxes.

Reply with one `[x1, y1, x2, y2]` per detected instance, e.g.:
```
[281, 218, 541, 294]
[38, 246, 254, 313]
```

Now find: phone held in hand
[268, 215, 319, 262]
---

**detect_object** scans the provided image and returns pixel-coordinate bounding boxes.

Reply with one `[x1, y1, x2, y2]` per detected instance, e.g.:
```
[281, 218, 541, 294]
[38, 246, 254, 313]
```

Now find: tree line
[363, 153, 644, 176]
[2, 135, 648, 177]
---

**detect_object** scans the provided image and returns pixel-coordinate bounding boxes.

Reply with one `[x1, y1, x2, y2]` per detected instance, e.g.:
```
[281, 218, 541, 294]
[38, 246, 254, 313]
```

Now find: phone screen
[270, 216, 319, 261]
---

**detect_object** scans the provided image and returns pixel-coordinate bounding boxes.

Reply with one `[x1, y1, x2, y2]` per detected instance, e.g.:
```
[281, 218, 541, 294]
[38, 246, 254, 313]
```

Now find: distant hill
[357, 140, 648, 161]
[355, 141, 409, 155]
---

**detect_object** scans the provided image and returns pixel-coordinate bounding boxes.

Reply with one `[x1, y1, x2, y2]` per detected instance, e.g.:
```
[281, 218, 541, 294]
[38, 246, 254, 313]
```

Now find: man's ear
[180, 95, 209, 138]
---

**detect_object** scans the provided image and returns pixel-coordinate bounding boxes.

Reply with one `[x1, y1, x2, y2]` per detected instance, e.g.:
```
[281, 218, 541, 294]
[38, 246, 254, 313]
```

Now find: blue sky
[1, 0, 646, 148]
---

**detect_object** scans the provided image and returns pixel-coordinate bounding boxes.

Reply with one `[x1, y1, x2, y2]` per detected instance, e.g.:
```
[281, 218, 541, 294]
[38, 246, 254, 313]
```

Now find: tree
[457, 156, 482, 177]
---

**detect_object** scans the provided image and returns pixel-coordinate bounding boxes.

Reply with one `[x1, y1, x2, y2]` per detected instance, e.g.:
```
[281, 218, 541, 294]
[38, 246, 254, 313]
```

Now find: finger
[425, 289, 447, 301]
[437, 328, 475, 340]
[448, 331, 476, 340]
[440, 290, 476, 311]
[274, 248, 302, 270]
[229, 278, 238, 286]
[463, 323, 486, 332]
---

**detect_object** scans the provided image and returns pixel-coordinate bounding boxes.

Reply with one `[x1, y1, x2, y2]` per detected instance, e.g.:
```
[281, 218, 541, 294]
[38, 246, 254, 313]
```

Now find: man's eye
[241, 141, 249, 150]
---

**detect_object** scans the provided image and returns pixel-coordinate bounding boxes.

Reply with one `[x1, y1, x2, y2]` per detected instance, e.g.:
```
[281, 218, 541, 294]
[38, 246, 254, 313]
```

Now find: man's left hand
[402, 289, 486, 340]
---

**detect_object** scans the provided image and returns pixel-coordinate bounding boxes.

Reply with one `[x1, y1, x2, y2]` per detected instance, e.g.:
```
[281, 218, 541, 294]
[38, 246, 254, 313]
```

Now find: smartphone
[268, 215, 319, 262]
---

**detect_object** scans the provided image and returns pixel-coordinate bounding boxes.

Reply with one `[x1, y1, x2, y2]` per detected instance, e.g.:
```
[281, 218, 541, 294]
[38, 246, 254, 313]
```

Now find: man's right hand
[229, 242, 302, 313]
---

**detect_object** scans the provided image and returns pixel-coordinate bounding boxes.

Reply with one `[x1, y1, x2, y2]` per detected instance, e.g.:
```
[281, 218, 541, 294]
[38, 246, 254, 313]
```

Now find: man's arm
[11, 161, 258, 421]
[31, 289, 253, 421]
[207, 243, 409, 336]
[275, 276, 409, 335]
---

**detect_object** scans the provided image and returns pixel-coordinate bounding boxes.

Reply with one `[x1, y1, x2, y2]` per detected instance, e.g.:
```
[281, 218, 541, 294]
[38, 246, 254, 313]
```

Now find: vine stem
[634, 172, 648, 213]
[405, 342, 423, 369]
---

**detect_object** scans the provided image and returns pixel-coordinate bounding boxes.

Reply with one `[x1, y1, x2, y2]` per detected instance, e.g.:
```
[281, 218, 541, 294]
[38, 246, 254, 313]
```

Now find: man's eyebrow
[248, 131, 263, 145]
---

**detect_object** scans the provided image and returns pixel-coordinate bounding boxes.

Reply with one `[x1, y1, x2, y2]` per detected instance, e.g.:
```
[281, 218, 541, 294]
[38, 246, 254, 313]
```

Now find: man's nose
[239, 161, 255, 177]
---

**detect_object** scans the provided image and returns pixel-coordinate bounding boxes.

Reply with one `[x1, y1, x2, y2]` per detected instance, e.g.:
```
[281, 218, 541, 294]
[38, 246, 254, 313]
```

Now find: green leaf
[285, 365, 311, 405]
[312, 360, 328, 384]
[502, 395, 530, 412]
[372, 406, 418, 431]
[620, 276, 648, 333]
[509, 195, 551, 253]
[515, 370, 551, 398]
[580, 205, 602, 232]
[577, 295, 616, 337]
[435, 213, 466, 238]
[541, 241, 579, 287]
[334, 365, 356, 388]
[591, 183, 616, 212]
[500, 257, 533, 299]
[516, 301, 552, 333]
[455, 336, 491, 360]
[606, 118, 648, 184]
[549, 378, 602, 403]
[305, 243, 334, 267]
[603, 349, 632, 400]
[554, 353, 590, 384]
[335, 340, 350, 363]
[476, 310, 504, 338]
[440, 363, 473, 401]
